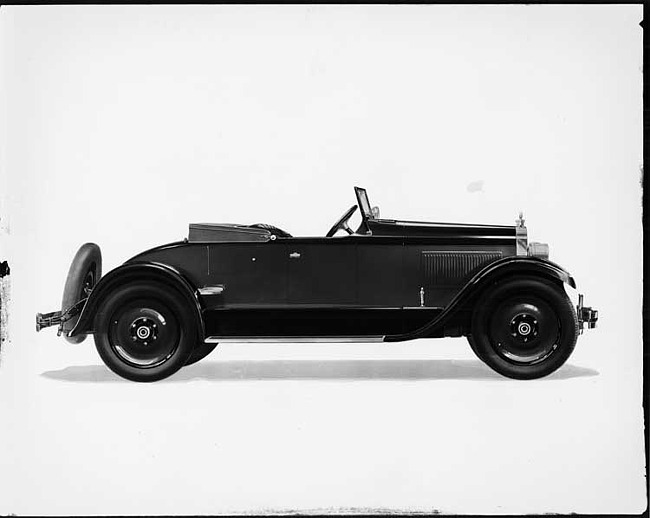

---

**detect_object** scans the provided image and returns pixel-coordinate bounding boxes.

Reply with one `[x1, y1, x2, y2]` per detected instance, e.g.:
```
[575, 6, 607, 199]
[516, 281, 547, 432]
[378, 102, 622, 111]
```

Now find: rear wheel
[471, 277, 578, 380]
[185, 342, 218, 366]
[94, 282, 194, 382]
[466, 335, 484, 361]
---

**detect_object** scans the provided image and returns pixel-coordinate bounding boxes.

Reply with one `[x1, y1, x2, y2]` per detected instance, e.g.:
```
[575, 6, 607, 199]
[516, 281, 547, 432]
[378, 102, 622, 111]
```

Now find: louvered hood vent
[421, 251, 503, 285]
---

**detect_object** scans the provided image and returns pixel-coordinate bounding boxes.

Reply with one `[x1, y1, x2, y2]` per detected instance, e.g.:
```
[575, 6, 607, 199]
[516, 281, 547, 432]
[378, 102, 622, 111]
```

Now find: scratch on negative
[0, 261, 10, 352]
[241, 508, 440, 516]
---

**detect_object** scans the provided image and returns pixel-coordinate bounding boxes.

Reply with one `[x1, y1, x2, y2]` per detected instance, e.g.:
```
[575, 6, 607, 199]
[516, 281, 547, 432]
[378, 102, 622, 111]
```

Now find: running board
[205, 336, 386, 344]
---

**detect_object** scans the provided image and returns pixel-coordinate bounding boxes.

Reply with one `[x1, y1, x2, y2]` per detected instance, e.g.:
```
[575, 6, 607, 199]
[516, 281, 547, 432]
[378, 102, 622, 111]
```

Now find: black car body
[37, 187, 598, 382]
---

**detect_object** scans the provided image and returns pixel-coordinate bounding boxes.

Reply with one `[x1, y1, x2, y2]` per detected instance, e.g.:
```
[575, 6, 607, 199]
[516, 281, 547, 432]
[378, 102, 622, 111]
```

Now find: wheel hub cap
[110, 307, 177, 368]
[130, 317, 158, 345]
[489, 299, 559, 365]
[510, 314, 539, 342]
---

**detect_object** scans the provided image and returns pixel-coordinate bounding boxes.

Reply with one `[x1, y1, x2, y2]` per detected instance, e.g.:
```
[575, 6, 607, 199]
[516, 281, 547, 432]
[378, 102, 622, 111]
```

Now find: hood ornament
[516, 211, 525, 228]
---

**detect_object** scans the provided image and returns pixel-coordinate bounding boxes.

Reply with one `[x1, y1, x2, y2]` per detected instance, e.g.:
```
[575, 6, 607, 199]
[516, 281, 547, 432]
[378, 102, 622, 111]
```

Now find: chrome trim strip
[211, 304, 403, 310]
[198, 285, 225, 296]
[205, 336, 386, 344]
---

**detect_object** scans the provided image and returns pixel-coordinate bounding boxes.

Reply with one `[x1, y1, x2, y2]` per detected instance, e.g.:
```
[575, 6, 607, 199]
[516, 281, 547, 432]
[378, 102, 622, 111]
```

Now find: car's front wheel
[470, 277, 578, 380]
[94, 282, 195, 382]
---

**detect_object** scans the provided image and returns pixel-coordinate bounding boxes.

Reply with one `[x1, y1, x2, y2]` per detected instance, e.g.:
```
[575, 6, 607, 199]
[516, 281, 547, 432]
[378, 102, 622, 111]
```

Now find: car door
[285, 236, 410, 337]
[287, 238, 357, 306]
[206, 241, 288, 307]
[355, 238, 406, 307]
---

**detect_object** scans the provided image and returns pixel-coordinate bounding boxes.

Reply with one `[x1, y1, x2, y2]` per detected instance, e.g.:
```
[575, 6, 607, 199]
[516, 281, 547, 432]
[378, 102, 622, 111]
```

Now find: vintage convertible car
[36, 187, 598, 382]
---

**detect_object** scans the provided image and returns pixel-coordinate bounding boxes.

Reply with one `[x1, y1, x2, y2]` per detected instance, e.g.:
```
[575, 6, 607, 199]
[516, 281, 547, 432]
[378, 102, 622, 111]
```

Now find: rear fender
[385, 256, 576, 342]
[69, 262, 204, 341]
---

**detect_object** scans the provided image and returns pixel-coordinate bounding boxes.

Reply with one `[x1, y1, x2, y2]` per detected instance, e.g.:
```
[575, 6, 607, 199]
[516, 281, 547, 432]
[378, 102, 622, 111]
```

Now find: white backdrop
[0, 5, 645, 515]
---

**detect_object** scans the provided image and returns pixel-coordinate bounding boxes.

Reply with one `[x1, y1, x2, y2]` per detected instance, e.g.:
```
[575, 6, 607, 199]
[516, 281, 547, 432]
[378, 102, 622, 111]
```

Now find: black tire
[471, 277, 578, 380]
[93, 282, 195, 382]
[61, 243, 102, 344]
[185, 342, 218, 367]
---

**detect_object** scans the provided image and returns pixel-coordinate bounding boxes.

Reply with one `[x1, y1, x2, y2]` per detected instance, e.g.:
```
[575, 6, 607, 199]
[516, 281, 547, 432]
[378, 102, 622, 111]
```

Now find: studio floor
[0, 330, 645, 515]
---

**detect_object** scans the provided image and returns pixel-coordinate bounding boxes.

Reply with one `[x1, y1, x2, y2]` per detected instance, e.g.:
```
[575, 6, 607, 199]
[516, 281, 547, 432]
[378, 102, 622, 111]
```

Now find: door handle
[289, 252, 301, 259]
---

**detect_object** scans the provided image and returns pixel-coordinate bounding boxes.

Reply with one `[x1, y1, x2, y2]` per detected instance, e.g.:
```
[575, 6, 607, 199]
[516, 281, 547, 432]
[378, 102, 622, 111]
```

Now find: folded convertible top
[188, 223, 271, 243]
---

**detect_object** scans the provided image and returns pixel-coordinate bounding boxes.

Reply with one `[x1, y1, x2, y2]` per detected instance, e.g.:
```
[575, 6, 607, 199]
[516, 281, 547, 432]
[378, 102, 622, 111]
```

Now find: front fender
[69, 261, 205, 341]
[472, 256, 576, 289]
[385, 256, 576, 342]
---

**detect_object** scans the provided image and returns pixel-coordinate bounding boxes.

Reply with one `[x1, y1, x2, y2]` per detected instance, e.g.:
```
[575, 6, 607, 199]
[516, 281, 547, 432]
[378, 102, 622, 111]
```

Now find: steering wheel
[326, 205, 358, 237]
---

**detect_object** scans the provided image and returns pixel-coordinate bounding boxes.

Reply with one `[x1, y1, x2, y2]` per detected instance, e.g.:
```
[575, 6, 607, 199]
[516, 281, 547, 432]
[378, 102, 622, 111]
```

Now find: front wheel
[94, 282, 195, 382]
[470, 277, 578, 380]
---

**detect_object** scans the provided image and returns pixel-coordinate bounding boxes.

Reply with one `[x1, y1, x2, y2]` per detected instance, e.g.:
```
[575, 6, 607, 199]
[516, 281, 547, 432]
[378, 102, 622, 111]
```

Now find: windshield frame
[354, 186, 373, 220]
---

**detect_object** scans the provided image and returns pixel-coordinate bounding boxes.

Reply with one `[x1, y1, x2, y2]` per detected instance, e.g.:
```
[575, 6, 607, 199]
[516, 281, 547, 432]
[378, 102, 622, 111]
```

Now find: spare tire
[61, 243, 102, 344]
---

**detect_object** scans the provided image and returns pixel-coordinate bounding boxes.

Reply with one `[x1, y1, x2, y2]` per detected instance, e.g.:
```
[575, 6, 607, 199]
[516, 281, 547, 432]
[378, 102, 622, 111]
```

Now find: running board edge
[205, 336, 386, 344]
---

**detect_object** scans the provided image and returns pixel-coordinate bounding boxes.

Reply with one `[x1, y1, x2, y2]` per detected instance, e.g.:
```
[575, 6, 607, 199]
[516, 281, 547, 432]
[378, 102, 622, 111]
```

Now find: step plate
[205, 336, 386, 344]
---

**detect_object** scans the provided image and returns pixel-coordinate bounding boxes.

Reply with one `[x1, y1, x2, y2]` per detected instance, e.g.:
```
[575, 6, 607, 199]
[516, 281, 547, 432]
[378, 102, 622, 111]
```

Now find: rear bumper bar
[36, 311, 63, 333]
[35, 299, 86, 335]
[577, 294, 598, 333]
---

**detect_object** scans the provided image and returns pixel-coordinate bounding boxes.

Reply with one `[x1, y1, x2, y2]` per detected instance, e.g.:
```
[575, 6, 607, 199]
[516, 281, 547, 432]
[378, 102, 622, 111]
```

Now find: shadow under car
[41, 359, 599, 383]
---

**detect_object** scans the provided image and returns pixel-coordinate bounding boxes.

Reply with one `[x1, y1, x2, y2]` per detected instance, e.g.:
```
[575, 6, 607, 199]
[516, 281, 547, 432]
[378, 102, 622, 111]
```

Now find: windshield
[354, 187, 373, 219]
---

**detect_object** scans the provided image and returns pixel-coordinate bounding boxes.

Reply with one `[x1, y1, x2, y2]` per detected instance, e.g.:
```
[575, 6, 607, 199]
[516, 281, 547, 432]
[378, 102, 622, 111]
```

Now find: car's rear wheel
[94, 282, 194, 382]
[470, 277, 578, 380]
[185, 342, 218, 366]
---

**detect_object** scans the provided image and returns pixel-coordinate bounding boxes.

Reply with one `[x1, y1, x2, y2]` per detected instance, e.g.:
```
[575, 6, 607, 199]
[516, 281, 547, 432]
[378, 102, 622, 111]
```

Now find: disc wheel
[94, 282, 195, 382]
[470, 277, 578, 380]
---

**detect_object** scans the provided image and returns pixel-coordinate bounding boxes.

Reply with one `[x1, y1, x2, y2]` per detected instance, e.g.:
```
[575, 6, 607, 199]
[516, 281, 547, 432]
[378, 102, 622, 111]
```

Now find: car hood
[367, 218, 516, 238]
